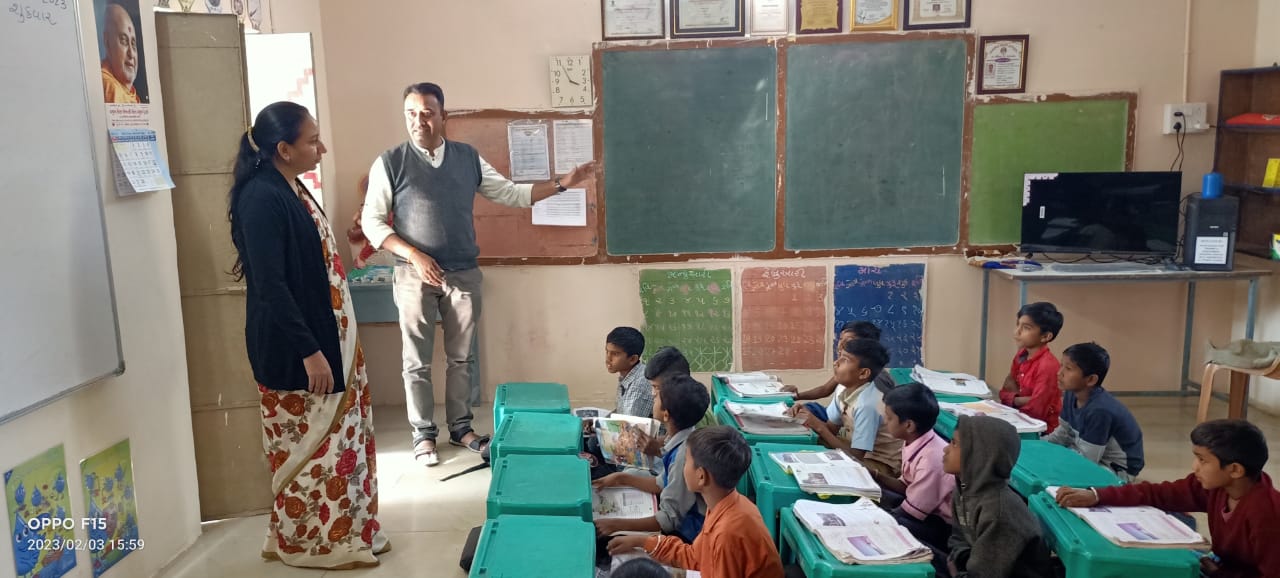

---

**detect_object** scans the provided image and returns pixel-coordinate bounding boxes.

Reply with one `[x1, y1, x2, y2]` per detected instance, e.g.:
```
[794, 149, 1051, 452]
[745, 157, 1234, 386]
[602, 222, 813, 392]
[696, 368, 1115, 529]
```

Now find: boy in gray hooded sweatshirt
[942, 415, 1053, 578]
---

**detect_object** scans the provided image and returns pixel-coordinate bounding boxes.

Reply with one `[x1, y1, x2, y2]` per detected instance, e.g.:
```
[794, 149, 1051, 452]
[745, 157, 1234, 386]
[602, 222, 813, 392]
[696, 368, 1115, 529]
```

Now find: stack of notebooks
[911, 366, 994, 398]
[939, 399, 1047, 434]
[722, 401, 808, 436]
[714, 372, 793, 400]
[1046, 487, 1209, 549]
[793, 499, 934, 565]
[769, 449, 881, 500]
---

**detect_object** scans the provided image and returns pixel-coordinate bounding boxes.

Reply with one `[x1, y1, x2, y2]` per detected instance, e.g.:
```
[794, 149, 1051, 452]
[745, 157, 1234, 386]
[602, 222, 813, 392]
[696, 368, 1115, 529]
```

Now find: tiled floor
[157, 397, 1280, 578]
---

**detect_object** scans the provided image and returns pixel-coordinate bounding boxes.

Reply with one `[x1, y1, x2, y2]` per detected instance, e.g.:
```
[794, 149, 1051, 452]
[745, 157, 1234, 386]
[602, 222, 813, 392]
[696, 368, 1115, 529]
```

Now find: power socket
[1163, 103, 1208, 135]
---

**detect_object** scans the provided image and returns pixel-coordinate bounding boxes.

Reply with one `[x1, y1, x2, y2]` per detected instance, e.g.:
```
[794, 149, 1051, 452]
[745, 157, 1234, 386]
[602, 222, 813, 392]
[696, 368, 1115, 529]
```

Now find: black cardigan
[233, 169, 344, 392]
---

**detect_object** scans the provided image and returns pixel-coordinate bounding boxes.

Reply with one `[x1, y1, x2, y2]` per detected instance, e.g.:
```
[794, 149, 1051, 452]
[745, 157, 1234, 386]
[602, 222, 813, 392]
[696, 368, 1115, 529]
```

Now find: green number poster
[639, 269, 733, 372]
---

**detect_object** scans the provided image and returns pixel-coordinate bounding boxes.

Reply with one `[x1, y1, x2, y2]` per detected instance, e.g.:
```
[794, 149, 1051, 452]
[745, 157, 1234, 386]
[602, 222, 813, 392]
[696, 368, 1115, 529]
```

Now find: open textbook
[723, 401, 809, 436]
[596, 415, 660, 470]
[769, 449, 881, 499]
[793, 499, 934, 565]
[714, 372, 793, 399]
[911, 366, 994, 398]
[593, 487, 658, 520]
[1046, 487, 1209, 549]
[939, 400, 1047, 434]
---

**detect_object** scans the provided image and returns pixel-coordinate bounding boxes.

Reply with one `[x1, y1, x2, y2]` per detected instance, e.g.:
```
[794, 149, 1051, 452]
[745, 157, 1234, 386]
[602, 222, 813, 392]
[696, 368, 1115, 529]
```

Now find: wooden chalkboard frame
[453, 37, 1141, 265]
[966, 92, 1138, 250]
[592, 33, 975, 264]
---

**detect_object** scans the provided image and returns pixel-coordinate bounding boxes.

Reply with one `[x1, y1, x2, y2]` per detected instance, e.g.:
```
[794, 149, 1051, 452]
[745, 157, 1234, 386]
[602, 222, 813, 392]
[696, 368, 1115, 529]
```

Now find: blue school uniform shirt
[1044, 387, 1145, 478]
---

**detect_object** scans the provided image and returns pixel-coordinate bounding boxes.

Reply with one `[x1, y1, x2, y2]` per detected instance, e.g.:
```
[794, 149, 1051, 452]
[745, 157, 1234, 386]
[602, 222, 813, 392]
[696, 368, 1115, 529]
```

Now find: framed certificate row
[600, 0, 973, 40]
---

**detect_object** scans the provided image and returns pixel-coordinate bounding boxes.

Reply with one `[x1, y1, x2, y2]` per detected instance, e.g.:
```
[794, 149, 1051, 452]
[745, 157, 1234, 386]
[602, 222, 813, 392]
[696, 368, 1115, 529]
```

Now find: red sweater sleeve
[1020, 363, 1061, 429]
[1094, 474, 1210, 513]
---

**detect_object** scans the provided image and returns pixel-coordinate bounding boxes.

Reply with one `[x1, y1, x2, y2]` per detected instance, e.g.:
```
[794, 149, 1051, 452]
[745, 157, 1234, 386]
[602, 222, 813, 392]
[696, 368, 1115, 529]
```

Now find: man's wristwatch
[554, 178, 567, 193]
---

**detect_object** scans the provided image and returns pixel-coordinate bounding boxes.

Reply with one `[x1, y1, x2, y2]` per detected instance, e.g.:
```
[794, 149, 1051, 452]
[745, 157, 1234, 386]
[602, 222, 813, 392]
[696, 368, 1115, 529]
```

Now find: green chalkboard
[969, 99, 1131, 245]
[602, 47, 777, 255]
[639, 269, 734, 373]
[784, 39, 967, 250]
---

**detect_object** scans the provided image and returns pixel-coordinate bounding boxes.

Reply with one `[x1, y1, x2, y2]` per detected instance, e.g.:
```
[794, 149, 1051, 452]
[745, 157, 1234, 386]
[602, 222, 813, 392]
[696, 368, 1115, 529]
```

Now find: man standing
[362, 83, 595, 466]
[100, 2, 140, 104]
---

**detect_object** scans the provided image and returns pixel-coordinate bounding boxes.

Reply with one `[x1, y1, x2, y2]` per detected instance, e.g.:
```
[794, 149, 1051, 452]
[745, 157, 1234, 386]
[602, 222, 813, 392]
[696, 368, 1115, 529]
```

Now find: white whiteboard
[0, 1, 123, 424]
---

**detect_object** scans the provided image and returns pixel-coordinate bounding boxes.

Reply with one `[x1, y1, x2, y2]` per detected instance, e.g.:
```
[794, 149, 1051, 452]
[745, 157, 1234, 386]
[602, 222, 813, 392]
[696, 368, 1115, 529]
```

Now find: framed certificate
[671, 0, 745, 38]
[602, 0, 666, 41]
[850, 0, 898, 31]
[796, 0, 841, 35]
[978, 35, 1029, 94]
[902, 0, 970, 30]
[750, 0, 789, 36]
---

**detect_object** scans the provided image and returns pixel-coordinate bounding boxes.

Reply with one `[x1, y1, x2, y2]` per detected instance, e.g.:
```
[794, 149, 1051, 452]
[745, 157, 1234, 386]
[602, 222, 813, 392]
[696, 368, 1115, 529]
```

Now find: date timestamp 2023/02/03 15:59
[24, 516, 145, 552]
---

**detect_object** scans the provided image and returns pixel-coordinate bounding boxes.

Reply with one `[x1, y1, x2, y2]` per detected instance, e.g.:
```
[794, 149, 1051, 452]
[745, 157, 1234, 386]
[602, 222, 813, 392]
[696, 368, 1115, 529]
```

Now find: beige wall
[1259, 0, 1280, 67]
[274, 0, 1265, 409]
[0, 3, 202, 578]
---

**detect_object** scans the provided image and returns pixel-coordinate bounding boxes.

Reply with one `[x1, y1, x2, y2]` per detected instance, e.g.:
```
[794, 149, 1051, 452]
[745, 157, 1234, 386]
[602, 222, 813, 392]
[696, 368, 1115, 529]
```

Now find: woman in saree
[228, 101, 389, 569]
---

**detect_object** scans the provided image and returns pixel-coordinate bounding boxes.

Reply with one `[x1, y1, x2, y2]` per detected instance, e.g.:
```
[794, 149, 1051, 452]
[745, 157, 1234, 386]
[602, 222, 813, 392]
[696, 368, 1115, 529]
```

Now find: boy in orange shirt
[608, 426, 784, 578]
[999, 302, 1064, 432]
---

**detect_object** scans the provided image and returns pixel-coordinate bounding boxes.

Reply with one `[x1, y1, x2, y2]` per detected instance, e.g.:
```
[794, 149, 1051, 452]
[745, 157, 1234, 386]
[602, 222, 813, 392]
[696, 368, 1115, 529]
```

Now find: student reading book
[1057, 419, 1280, 577]
[608, 426, 785, 578]
[593, 375, 712, 543]
[795, 338, 902, 477]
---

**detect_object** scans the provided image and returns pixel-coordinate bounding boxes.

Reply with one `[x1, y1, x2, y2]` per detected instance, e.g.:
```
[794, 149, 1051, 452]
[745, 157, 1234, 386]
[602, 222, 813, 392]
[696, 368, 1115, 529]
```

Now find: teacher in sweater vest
[361, 83, 595, 466]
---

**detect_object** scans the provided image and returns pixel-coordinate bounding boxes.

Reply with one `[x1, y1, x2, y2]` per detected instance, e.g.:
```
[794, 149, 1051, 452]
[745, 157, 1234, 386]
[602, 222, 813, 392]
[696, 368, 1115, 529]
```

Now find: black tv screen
[1020, 171, 1181, 256]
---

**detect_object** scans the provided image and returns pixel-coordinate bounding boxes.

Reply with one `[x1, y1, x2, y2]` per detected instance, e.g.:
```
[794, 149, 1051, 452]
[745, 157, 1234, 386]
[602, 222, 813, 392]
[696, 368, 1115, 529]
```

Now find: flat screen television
[1020, 171, 1182, 256]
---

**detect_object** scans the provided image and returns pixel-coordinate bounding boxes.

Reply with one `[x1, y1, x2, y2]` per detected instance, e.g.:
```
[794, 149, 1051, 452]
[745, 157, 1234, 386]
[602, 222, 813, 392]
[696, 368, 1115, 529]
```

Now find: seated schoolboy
[594, 374, 712, 544]
[782, 321, 896, 423]
[795, 338, 903, 477]
[1041, 342, 1144, 481]
[999, 302, 1064, 432]
[584, 327, 653, 477]
[944, 415, 1053, 578]
[607, 426, 785, 578]
[608, 327, 652, 418]
[645, 346, 715, 429]
[870, 383, 955, 553]
[1058, 419, 1280, 578]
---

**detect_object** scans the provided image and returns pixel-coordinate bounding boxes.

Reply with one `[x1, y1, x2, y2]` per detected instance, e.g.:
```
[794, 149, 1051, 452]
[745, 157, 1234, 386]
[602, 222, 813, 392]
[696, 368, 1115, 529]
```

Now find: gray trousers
[392, 264, 482, 443]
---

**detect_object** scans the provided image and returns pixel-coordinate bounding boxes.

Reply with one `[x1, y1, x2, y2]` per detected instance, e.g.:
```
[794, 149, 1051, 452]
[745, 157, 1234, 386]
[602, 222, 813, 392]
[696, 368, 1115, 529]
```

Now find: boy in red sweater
[1058, 419, 1280, 577]
[999, 302, 1063, 432]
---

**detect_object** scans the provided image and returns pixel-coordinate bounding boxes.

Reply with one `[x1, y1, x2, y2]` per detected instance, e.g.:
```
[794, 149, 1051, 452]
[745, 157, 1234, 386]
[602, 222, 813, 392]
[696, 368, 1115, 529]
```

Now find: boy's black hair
[839, 320, 882, 341]
[1017, 302, 1064, 341]
[658, 374, 710, 431]
[644, 346, 690, 382]
[841, 338, 890, 378]
[685, 425, 752, 489]
[883, 382, 940, 432]
[611, 557, 669, 578]
[1190, 419, 1269, 479]
[606, 327, 645, 358]
[1063, 342, 1110, 388]
[403, 82, 445, 106]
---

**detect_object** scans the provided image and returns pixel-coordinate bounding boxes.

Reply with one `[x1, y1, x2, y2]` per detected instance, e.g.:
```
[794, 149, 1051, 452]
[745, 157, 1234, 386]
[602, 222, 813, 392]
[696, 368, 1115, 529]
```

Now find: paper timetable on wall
[740, 266, 827, 371]
[833, 264, 926, 367]
[639, 269, 733, 373]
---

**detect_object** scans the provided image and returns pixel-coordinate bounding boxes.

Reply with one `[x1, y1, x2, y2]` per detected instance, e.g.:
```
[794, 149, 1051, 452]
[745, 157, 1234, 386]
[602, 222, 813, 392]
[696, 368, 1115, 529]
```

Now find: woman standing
[229, 101, 389, 569]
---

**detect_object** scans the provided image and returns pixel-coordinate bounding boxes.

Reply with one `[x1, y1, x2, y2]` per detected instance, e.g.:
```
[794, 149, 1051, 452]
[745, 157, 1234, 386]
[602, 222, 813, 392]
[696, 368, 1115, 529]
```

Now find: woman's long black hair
[228, 101, 309, 281]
